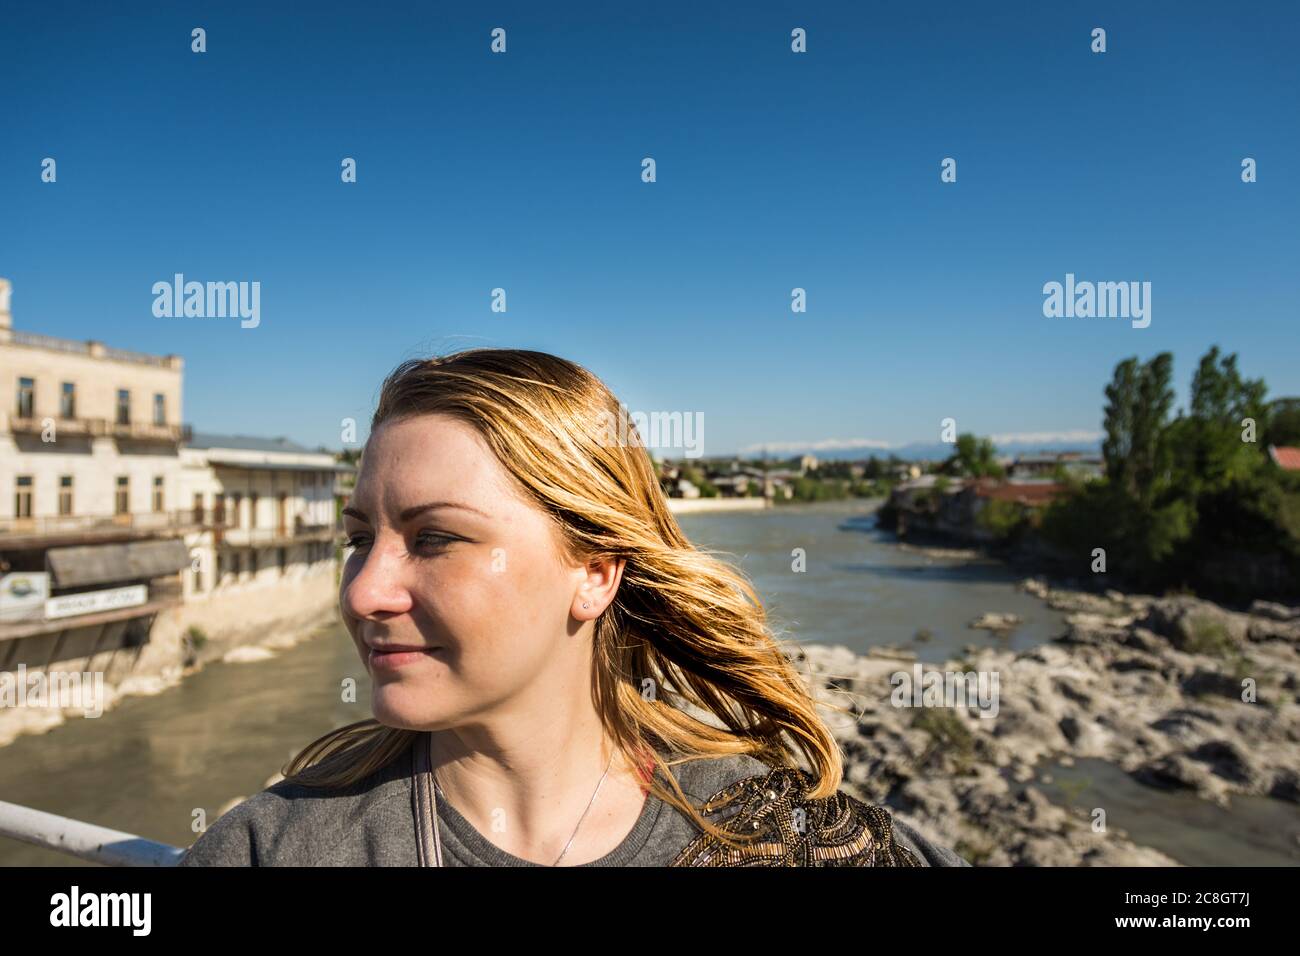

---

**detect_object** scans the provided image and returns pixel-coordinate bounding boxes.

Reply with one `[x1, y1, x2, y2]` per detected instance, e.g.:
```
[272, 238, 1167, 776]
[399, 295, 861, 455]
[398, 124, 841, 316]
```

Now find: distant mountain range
[732, 436, 1103, 463]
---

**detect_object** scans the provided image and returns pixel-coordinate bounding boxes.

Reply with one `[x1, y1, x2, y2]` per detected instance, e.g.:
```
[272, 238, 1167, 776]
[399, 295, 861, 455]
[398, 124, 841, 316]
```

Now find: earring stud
[583, 602, 590, 609]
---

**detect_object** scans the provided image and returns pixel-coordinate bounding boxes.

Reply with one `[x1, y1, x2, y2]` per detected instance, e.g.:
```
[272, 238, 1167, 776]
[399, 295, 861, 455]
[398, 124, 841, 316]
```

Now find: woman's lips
[368, 646, 443, 670]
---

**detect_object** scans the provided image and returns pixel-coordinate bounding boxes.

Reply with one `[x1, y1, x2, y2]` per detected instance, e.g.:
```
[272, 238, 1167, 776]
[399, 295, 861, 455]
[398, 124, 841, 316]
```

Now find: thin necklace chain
[431, 745, 618, 866]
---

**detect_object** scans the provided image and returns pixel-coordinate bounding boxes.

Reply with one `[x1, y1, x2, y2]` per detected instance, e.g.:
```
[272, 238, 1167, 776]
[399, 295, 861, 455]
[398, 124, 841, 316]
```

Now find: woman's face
[339, 414, 601, 730]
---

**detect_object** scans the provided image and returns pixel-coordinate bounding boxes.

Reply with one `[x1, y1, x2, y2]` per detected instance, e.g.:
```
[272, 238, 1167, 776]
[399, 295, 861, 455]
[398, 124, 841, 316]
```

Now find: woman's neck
[427, 718, 654, 865]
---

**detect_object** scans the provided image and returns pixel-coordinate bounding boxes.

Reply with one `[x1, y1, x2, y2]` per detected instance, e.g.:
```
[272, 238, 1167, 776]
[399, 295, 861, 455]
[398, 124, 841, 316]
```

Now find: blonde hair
[284, 348, 845, 852]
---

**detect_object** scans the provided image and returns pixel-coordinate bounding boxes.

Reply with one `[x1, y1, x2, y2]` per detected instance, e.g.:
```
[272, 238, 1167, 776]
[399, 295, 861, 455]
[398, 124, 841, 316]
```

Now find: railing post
[0, 800, 185, 867]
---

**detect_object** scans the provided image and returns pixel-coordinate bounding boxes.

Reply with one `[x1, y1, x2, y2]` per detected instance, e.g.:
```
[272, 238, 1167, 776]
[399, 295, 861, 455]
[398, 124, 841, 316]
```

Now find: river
[2, 500, 1296, 865]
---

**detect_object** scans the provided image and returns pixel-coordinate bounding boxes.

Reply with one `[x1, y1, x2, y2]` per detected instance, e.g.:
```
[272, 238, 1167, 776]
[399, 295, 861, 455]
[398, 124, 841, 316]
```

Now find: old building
[0, 279, 353, 742]
[0, 279, 195, 691]
[177, 433, 348, 649]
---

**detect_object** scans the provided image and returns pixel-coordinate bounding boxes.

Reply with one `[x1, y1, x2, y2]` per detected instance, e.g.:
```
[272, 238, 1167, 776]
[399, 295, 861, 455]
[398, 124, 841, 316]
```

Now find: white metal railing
[0, 799, 184, 866]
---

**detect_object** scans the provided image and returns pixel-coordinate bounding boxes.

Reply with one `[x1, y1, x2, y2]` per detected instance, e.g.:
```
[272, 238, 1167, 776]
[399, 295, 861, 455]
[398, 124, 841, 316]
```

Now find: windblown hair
[283, 347, 846, 851]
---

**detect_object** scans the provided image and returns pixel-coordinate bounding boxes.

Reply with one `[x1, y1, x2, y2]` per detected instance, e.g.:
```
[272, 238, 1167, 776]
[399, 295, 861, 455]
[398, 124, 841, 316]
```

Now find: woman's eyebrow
[398, 501, 490, 522]
[342, 502, 490, 523]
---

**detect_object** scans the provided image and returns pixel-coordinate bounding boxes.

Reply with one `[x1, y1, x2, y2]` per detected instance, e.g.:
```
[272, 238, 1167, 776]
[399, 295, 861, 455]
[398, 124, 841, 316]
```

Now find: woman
[179, 348, 969, 867]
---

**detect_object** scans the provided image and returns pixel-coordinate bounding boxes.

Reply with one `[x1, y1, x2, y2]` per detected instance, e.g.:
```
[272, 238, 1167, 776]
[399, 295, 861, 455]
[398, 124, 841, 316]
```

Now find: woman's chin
[371, 689, 454, 731]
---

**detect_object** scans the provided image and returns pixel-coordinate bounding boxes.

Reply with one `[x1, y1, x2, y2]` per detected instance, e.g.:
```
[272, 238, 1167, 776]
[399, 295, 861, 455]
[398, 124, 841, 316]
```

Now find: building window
[116, 389, 130, 425]
[232, 552, 243, 576]
[115, 475, 129, 515]
[249, 493, 259, 528]
[15, 475, 33, 518]
[216, 552, 224, 583]
[231, 493, 243, 528]
[153, 393, 165, 425]
[192, 560, 203, 593]
[278, 547, 287, 574]
[61, 382, 76, 419]
[17, 378, 35, 418]
[250, 550, 259, 575]
[153, 476, 164, 512]
[193, 492, 204, 523]
[59, 475, 73, 516]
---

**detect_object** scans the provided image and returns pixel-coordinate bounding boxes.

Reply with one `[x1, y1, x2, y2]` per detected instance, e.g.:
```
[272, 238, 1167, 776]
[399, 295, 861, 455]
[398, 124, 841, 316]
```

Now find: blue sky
[3, 1, 1297, 457]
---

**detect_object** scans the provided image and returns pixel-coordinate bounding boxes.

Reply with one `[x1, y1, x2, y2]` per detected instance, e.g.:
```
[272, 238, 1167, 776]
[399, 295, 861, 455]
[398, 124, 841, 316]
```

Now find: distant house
[972, 479, 1069, 507]
[674, 478, 700, 499]
[1009, 451, 1103, 482]
[1268, 445, 1300, 472]
[799, 454, 819, 474]
[895, 474, 948, 492]
[711, 474, 754, 497]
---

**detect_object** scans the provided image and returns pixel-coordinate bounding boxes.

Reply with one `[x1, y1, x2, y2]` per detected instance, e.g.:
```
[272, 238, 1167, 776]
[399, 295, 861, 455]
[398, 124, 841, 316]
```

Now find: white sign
[0, 572, 51, 621]
[45, 584, 148, 620]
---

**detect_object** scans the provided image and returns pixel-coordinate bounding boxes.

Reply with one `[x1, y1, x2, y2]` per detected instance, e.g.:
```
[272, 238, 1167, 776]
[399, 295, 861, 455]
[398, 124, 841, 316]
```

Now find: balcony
[8, 415, 192, 445]
[0, 510, 204, 549]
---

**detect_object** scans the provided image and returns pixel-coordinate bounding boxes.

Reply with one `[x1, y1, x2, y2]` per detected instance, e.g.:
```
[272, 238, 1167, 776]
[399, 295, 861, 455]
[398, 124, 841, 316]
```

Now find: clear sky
[4, 1, 1297, 456]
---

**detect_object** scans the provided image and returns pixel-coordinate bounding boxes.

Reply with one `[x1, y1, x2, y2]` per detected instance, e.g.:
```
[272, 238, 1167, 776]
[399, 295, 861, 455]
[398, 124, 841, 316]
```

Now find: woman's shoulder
[887, 814, 972, 867]
[659, 749, 773, 799]
[177, 746, 414, 866]
[666, 758, 972, 867]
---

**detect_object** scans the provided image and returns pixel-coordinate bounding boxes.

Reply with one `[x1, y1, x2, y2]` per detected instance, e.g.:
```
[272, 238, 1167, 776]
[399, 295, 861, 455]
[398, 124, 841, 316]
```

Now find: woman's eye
[414, 533, 456, 554]
[340, 532, 456, 554]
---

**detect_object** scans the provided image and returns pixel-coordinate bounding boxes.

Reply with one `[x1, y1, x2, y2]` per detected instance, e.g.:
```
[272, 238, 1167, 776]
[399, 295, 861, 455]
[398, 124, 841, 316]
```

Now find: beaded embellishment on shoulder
[669, 767, 923, 867]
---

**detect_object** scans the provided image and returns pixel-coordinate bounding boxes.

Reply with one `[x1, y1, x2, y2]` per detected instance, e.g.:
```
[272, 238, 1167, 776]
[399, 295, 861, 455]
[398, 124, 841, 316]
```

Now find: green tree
[1189, 346, 1268, 422]
[1102, 353, 1174, 505]
[946, 433, 1004, 478]
[1166, 346, 1269, 496]
[976, 498, 1027, 541]
[1045, 352, 1186, 586]
[1047, 347, 1299, 596]
[1266, 398, 1300, 446]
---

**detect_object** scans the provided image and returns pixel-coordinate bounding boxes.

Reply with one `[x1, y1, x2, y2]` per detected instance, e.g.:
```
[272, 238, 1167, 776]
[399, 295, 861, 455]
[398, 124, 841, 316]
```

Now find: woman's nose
[340, 542, 413, 619]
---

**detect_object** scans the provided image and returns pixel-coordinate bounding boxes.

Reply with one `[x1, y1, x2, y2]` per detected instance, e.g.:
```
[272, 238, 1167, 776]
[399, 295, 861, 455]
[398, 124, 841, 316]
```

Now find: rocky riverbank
[785, 582, 1300, 866]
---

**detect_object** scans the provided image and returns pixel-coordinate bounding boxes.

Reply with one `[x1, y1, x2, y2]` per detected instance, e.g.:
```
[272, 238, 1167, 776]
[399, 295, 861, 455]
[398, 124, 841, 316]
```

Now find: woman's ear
[572, 555, 625, 621]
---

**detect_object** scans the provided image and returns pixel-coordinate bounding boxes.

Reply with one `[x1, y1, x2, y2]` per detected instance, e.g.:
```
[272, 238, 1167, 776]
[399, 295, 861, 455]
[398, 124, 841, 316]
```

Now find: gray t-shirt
[179, 743, 969, 867]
